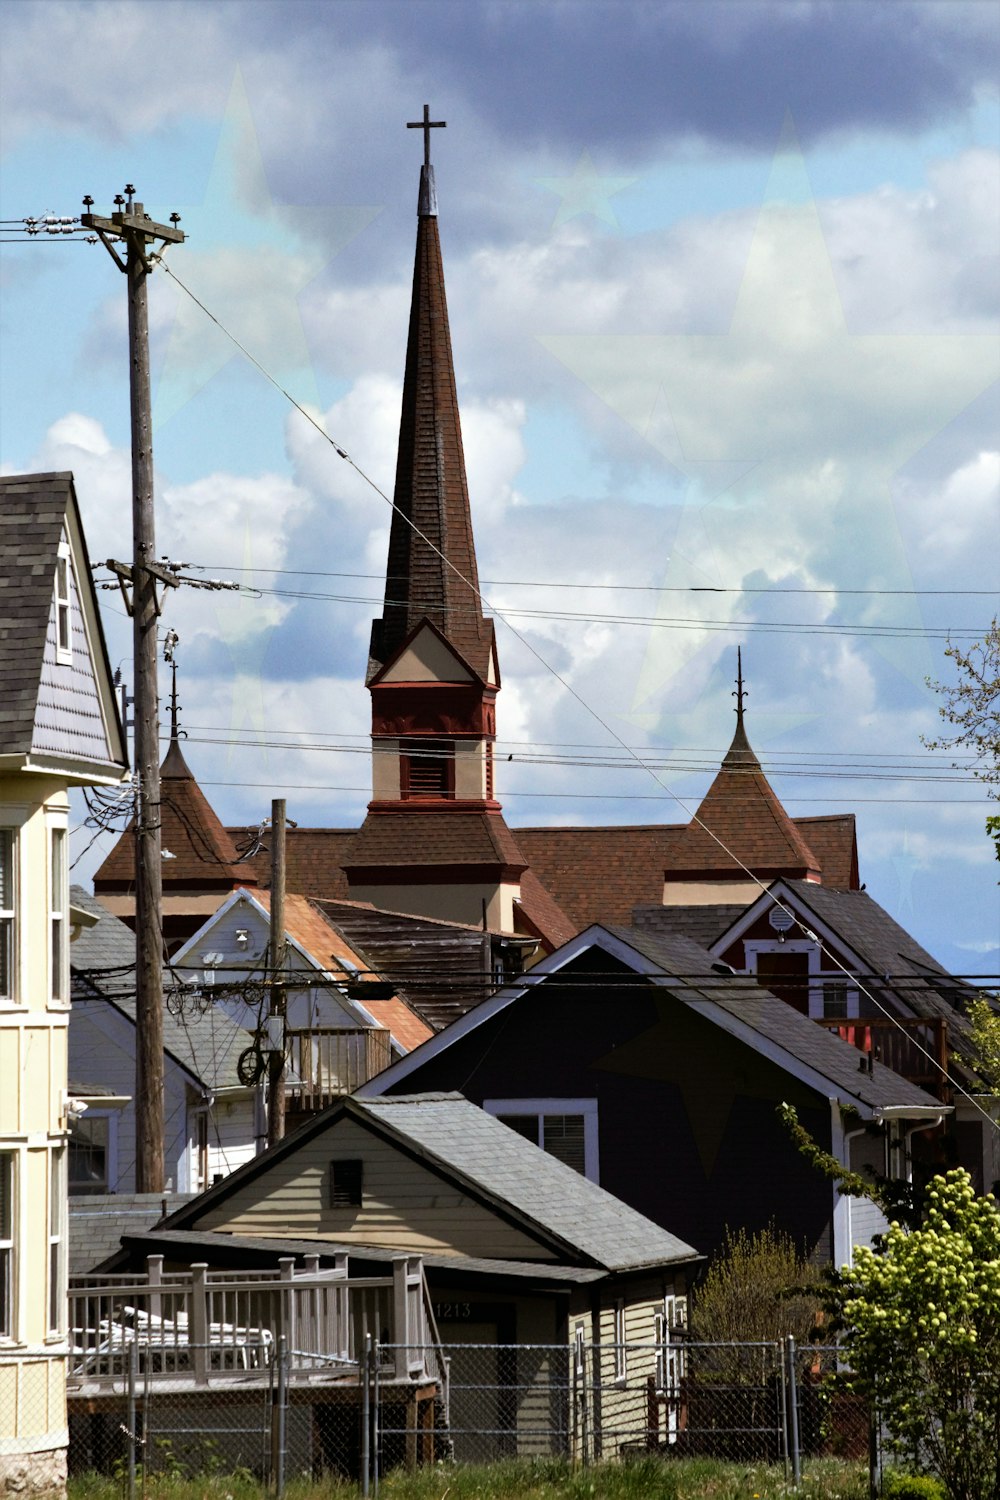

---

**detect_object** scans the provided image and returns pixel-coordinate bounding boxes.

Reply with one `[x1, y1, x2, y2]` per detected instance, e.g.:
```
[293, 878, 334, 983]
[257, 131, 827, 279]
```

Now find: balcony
[284, 1026, 393, 1108]
[815, 1015, 950, 1101]
[68, 1253, 440, 1396]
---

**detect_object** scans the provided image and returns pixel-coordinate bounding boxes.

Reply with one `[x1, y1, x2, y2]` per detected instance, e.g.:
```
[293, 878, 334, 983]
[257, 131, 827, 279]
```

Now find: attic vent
[329, 1159, 363, 1208]
[768, 906, 795, 933]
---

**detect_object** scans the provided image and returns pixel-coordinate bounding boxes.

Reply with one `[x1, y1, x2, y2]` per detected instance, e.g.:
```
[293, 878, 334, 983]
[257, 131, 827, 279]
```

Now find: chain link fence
[62, 1336, 871, 1495]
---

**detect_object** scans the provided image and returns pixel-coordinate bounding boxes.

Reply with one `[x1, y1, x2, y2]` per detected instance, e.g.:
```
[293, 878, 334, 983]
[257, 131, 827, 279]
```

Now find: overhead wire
[151, 251, 999, 1132]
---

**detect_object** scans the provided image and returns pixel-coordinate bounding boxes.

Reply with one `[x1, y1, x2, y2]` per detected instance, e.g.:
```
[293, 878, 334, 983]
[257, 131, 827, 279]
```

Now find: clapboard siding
[196, 1116, 555, 1260]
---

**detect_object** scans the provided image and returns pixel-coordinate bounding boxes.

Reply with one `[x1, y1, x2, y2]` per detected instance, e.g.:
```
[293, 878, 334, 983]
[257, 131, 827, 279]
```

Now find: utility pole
[82, 188, 185, 1192]
[267, 799, 287, 1147]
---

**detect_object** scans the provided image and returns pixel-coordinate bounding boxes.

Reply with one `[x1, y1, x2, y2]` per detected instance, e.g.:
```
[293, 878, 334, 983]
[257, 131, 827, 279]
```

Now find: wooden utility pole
[82, 188, 184, 1191]
[267, 799, 287, 1147]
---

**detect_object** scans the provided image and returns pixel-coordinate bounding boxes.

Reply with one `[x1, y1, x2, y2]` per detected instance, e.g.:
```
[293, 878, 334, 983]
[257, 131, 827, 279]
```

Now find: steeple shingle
[368, 163, 494, 683]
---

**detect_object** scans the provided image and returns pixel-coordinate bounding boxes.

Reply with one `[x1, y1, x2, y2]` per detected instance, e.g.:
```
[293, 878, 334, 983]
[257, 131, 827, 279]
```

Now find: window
[329, 1159, 363, 1208]
[822, 981, 849, 1020]
[613, 1300, 627, 1382]
[0, 1153, 13, 1338]
[49, 1147, 65, 1335]
[486, 1099, 599, 1181]
[68, 1115, 110, 1195]
[0, 831, 13, 1002]
[50, 827, 67, 1003]
[55, 544, 72, 661]
[401, 740, 454, 800]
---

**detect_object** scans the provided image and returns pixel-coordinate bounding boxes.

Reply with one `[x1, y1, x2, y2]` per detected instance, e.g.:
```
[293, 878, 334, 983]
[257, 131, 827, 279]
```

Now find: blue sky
[1, 0, 997, 975]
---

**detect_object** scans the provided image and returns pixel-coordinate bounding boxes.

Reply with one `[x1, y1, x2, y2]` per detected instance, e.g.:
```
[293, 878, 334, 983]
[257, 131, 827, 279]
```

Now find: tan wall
[662, 879, 760, 907]
[1, 780, 70, 1471]
[372, 739, 401, 800]
[380, 629, 473, 683]
[350, 879, 519, 932]
[195, 1115, 554, 1261]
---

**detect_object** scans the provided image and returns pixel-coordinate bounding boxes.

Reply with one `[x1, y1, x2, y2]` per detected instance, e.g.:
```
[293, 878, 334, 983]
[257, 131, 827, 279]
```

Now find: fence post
[273, 1333, 287, 1500]
[361, 1333, 371, 1499]
[126, 1333, 138, 1500]
[373, 1340, 381, 1499]
[785, 1335, 801, 1487]
[191, 1264, 208, 1385]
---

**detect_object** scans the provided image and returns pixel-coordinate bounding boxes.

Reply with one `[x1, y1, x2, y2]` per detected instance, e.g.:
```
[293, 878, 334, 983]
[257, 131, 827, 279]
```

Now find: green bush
[882, 1474, 947, 1500]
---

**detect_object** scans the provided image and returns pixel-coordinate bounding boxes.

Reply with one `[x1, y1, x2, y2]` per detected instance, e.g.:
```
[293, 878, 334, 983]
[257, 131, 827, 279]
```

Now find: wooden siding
[383, 948, 837, 1264]
[194, 1115, 556, 1261]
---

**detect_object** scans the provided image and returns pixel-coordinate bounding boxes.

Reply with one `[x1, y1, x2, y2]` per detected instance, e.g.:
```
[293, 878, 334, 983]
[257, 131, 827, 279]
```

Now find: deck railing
[68, 1252, 433, 1391]
[816, 1014, 950, 1099]
[285, 1026, 393, 1105]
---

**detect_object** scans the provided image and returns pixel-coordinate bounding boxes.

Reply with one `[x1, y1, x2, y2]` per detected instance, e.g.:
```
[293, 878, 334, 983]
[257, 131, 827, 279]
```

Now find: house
[69, 882, 433, 1191]
[0, 473, 127, 1497]
[101, 1091, 700, 1460]
[69, 887, 258, 1194]
[357, 925, 951, 1268]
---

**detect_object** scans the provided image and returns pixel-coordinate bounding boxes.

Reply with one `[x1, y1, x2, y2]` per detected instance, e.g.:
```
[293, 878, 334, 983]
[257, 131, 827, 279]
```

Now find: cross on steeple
[407, 104, 446, 167]
[733, 646, 748, 728]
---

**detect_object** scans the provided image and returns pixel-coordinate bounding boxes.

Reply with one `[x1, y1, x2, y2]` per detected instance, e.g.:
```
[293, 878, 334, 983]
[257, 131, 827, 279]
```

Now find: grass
[69, 1456, 869, 1500]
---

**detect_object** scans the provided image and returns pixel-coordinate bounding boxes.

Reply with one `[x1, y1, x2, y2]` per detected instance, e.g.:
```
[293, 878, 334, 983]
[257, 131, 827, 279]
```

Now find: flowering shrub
[833, 1170, 1000, 1500]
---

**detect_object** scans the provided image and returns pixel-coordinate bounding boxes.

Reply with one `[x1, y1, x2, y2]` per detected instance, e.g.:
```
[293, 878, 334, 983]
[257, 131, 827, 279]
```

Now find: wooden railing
[285, 1026, 393, 1106]
[67, 1252, 434, 1392]
[816, 1015, 950, 1100]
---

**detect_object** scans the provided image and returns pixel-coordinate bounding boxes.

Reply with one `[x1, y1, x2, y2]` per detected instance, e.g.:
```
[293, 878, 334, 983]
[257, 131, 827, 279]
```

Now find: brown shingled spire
[367, 126, 495, 683]
[666, 653, 823, 883]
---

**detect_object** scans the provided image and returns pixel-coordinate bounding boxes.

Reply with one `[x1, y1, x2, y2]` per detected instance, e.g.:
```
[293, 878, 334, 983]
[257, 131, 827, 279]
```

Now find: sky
[1, 0, 997, 977]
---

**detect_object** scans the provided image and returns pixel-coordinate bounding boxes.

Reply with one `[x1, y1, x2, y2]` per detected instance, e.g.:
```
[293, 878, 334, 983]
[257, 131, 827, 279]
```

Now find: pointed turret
[663, 652, 822, 897]
[93, 649, 256, 951]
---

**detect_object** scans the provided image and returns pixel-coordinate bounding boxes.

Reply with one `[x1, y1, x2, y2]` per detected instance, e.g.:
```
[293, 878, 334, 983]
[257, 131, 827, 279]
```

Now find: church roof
[345, 809, 528, 876]
[367, 160, 495, 684]
[94, 736, 256, 891]
[665, 706, 822, 883]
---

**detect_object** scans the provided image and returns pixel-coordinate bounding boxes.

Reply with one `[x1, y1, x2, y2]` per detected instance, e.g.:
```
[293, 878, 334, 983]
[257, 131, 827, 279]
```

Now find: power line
[195, 564, 1000, 600]
[153, 254, 998, 1131]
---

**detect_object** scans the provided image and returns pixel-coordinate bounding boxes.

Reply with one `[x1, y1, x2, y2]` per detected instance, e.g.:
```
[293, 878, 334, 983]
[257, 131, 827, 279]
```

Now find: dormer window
[55, 543, 72, 663]
[401, 740, 454, 800]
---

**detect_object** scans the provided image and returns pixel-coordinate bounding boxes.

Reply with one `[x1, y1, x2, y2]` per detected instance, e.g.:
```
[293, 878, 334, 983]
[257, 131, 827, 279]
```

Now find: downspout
[830, 1097, 869, 1269]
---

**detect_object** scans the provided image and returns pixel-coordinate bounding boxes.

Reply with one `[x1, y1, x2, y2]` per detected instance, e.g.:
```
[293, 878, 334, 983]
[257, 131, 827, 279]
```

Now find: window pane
[543, 1114, 586, 1175]
[0, 830, 11, 908]
[496, 1114, 540, 1145]
[69, 1117, 109, 1195]
[823, 982, 849, 1019]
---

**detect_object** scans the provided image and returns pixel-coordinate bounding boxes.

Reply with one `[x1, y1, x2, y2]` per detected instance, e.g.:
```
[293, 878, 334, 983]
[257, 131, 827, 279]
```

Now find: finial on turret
[163, 629, 185, 741]
[408, 103, 446, 216]
[733, 645, 747, 729]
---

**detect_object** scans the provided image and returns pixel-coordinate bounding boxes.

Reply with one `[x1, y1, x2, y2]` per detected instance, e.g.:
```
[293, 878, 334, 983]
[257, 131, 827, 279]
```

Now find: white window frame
[68, 1110, 117, 1196]
[484, 1098, 600, 1183]
[0, 827, 15, 1005]
[613, 1299, 627, 1383]
[0, 1151, 14, 1341]
[55, 539, 73, 663]
[48, 1145, 66, 1338]
[49, 823, 68, 1006]
[743, 939, 859, 1020]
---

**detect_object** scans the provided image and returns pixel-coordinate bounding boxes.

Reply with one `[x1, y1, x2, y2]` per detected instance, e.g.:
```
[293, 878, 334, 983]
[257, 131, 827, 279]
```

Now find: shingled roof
[667, 708, 822, 882]
[95, 736, 256, 891]
[345, 809, 528, 875]
[0, 471, 124, 776]
[70, 886, 253, 1091]
[367, 161, 495, 684]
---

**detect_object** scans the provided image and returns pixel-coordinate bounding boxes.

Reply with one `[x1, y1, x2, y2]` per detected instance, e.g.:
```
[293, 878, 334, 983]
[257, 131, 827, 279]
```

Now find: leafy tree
[965, 995, 1000, 1096]
[690, 1223, 820, 1344]
[832, 1169, 1000, 1500]
[923, 617, 1000, 861]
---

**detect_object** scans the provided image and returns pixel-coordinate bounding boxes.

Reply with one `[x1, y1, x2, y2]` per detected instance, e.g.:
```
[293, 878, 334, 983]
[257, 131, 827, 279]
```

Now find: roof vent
[768, 906, 795, 933]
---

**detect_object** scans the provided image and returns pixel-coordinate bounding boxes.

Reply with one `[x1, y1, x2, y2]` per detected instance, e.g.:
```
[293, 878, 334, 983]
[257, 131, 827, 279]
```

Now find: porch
[67, 1252, 443, 1398]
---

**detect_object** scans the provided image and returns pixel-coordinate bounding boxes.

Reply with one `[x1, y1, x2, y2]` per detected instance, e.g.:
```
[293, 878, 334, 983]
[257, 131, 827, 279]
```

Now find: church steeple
[345, 115, 527, 932]
[367, 106, 495, 686]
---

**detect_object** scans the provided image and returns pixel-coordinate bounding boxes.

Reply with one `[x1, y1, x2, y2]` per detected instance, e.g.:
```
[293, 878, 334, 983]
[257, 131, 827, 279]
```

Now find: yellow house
[0, 473, 127, 1497]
